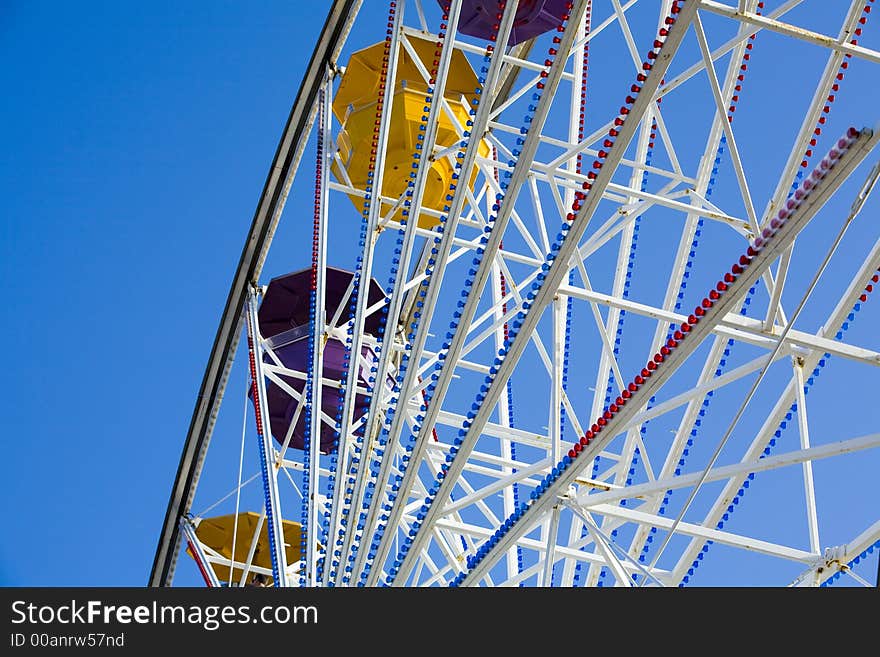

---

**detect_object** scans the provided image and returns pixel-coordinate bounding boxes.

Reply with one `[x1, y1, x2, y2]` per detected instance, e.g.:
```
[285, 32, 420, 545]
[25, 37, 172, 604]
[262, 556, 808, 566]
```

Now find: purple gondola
[442, 0, 571, 46]
[255, 266, 387, 454]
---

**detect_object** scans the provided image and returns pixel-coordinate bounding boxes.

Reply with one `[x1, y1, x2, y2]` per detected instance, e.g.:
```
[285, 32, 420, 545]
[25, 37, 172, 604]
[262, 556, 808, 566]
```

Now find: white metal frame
[158, 0, 880, 588]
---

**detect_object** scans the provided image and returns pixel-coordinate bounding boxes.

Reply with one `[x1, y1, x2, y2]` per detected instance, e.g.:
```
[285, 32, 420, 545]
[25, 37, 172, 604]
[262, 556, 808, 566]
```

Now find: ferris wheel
[152, 0, 880, 588]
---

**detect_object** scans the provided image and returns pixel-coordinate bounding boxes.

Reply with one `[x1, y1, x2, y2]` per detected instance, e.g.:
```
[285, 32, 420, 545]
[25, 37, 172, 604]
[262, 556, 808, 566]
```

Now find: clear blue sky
[1, 1, 877, 587]
[0, 1, 332, 585]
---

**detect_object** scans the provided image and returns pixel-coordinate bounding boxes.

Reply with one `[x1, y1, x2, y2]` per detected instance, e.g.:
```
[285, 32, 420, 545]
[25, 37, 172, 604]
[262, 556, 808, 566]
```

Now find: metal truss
[155, 0, 880, 588]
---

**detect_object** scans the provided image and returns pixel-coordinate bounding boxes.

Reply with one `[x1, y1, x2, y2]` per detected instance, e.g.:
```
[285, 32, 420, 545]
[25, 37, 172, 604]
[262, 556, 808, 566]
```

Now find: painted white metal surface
[164, 0, 880, 588]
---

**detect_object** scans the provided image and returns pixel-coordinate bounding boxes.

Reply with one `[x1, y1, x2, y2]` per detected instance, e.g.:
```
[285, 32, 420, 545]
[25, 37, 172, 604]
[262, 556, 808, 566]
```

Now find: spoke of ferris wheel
[363, 0, 593, 586]
[656, 165, 880, 582]
[150, 0, 360, 587]
[350, 2, 524, 584]
[455, 124, 879, 587]
[790, 519, 880, 587]
[586, 0, 687, 588]
[702, 0, 880, 64]
[577, 222, 880, 582]
[246, 289, 289, 585]
[559, 281, 880, 368]
[575, 432, 880, 509]
[334, 0, 474, 581]
[181, 520, 221, 587]
[426, 515, 667, 579]
[304, 72, 332, 586]
[666, 233, 880, 584]
[596, 0, 801, 579]
[573, 432, 880, 559]
[392, 0, 703, 586]
[583, 0, 786, 583]
[763, 0, 869, 331]
[429, 490, 821, 582]
[323, 6, 404, 584]
[575, 0, 682, 588]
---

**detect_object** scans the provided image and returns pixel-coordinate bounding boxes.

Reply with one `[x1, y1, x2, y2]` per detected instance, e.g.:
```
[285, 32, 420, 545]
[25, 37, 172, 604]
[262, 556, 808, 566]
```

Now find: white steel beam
[576, 433, 880, 507]
[574, 502, 817, 564]
[455, 125, 878, 586]
[246, 292, 289, 585]
[356, 1, 524, 584]
[761, 1, 867, 330]
[339, 1, 468, 581]
[667, 222, 880, 583]
[377, 0, 594, 585]
[700, 1, 880, 64]
[324, 2, 406, 585]
[400, 0, 702, 586]
[790, 519, 880, 586]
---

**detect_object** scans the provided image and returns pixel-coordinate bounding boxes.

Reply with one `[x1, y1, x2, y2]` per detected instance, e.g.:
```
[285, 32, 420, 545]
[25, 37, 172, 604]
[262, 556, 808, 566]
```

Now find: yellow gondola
[187, 512, 303, 586]
[332, 35, 490, 230]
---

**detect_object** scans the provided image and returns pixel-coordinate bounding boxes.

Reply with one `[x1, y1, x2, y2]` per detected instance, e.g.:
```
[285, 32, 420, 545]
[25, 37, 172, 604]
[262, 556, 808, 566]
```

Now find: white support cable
[623, 346, 772, 431]
[237, 512, 266, 587]
[761, 0, 868, 330]
[194, 472, 262, 521]
[619, 335, 732, 567]
[569, 506, 664, 587]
